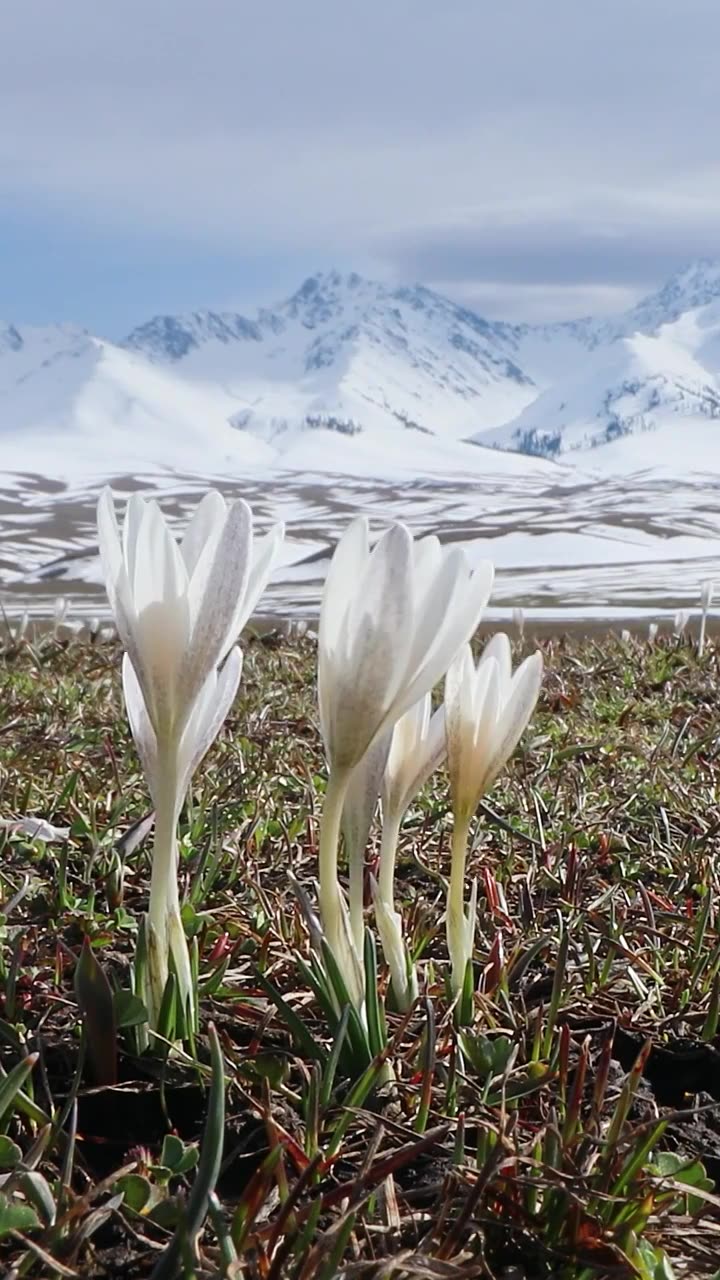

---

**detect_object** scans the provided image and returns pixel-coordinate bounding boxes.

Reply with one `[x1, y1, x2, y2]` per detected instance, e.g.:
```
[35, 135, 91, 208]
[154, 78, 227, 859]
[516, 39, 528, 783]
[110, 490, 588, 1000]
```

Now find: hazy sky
[2, 0, 720, 333]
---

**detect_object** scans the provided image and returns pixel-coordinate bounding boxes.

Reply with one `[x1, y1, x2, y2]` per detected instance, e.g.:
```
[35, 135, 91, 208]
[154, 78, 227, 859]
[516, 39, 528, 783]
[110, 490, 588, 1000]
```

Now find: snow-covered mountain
[481, 259, 720, 465]
[3, 259, 720, 479]
[122, 270, 535, 448]
[482, 331, 720, 459]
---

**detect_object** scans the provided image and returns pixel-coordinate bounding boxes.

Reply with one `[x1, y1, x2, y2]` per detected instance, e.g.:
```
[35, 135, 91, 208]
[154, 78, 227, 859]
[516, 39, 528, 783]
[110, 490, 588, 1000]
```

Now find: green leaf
[363, 930, 388, 1060]
[114, 989, 148, 1029]
[0, 1052, 38, 1131]
[320, 940, 371, 1072]
[460, 1033, 514, 1081]
[237, 1054, 288, 1088]
[160, 1134, 191, 1173]
[117, 1173, 157, 1213]
[156, 972, 178, 1047]
[17, 1171, 56, 1226]
[255, 970, 326, 1065]
[0, 1192, 40, 1238]
[150, 1023, 226, 1279]
[321, 1006, 350, 1108]
[0, 1136, 21, 1170]
[75, 937, 117, 1085]
[651, 1151, 713, 1214]
[457, 955, 474, 1027]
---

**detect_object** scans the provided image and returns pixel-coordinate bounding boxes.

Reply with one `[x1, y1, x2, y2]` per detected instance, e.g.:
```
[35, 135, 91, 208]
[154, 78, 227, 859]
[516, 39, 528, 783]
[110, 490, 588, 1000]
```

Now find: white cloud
[2, 0, 720, 317]
[433, 281, 640, 323]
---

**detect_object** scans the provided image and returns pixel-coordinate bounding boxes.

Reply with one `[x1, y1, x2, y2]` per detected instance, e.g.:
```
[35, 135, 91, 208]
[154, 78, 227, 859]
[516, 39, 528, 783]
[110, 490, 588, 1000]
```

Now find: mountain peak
[625, 257, 720, 331]
[280, 269, 377, 327]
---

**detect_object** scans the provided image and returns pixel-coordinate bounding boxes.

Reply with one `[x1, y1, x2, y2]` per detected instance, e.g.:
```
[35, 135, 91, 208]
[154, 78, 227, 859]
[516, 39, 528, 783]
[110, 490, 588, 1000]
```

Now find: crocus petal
[97, 490, 146, 688]
[484, 652, 543, 793]
[343, 729, 392, 863]
[129, 502, 192, 733]
[319, 516, 370, 659]
[398, 703, 447, 814]
[180, 490, 227, 575]
[345, 523, 413, 706]
[399, 553, 494, 717]
[321, 523, 413, 769]
[446, 641, 542, 819]
[122, 653, 159, 802]
[383, 696, 447, 819]
[404, 547, 467, 691]
[177, 646, 243, 799]
[225, 521, 285, 651]
[122, 492, 148, 593]
[445, 647, 495, 817]
[181, 500, 252, 711]
[480, 632, 513, 698]
[131, 500, 188, 613]
[130, 505, 192, 731]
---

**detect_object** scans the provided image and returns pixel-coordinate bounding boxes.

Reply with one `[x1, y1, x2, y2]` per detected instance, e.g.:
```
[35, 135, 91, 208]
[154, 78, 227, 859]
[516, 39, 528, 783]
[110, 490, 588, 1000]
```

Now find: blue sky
[2, 0, 720, 334]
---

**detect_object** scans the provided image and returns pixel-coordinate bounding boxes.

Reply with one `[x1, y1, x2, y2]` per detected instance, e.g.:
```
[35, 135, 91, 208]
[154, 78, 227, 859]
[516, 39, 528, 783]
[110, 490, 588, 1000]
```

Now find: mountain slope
[0, 327, 276, 475]
[122, 270, 537, 445]
[0, 312, 555, 483]
[482, 331, 720, 459]
[3, 259, 720, 478]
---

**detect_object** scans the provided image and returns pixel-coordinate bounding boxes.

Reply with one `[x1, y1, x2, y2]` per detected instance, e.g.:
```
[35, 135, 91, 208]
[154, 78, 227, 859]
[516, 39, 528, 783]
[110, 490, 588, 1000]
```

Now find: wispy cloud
[2, 0, 719, 325]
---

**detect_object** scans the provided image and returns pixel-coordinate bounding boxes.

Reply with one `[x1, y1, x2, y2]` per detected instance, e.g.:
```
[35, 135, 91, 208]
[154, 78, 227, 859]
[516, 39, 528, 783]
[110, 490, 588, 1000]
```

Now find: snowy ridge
[2, 259, 720, 477]
[121, 270, 536, 451]
[483, 331, 720, 458]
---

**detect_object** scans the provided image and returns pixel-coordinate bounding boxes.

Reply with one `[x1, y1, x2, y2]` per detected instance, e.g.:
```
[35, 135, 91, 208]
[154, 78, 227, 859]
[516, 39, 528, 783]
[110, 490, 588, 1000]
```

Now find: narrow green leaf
[155, 972, 178, 1048]
[74, 937, 117, 1085]
[363, 930, 386, 1059]
[255, 971, 327, 1065]
[151, 1023, 226, 1279]
[321, 1006, 350, 1108]
[0, 1053, 38, 1131]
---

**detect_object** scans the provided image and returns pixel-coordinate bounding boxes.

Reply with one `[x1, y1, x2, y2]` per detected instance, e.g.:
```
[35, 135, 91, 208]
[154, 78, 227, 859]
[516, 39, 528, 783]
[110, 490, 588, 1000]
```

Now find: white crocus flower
[98, 488, 283, 1026]
[53, 596, 68, 637]
[699, 580, 714, 657]
[372, 693, 447, 1009]
[123, 650, 242, 1021]
[444, 634, 543, 997]
[98, 489, 283, 742]
[317, 517, 494, 1007]
[673, 610, 689, 638]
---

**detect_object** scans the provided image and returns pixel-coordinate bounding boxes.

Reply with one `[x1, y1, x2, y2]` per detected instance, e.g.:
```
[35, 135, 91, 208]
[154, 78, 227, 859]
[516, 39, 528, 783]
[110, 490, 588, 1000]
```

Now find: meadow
[0, 623, 719, 1277]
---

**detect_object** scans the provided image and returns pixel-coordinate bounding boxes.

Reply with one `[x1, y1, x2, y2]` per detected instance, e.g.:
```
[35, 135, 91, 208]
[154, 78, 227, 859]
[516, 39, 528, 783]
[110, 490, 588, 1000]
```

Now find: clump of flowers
[97, 492, 543, 1046]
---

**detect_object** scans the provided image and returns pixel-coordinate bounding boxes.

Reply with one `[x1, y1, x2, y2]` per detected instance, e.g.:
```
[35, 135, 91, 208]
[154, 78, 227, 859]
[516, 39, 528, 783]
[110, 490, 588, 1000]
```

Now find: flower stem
[319, 767, 350, 928]
[378, 809, 402, 908]
[319, 766, 364, 1007]
[348, 833, 365, 958]
[447, 812, 472, 997]
[146, 747, 192, 1030]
